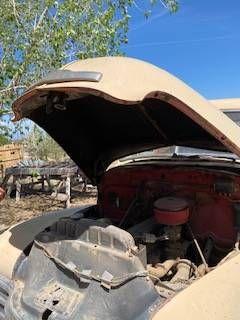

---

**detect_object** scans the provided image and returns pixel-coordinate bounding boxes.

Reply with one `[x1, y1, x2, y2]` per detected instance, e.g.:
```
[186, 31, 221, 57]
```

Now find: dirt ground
[0, 189, 97, 228]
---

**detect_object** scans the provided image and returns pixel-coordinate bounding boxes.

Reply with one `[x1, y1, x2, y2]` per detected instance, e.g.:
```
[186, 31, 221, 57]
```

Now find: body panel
[153, 253, 240, 320]
[12, 57, 240, 182]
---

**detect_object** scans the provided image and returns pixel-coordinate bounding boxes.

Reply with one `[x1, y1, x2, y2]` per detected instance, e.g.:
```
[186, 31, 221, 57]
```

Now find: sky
[123, 0, 240, 99]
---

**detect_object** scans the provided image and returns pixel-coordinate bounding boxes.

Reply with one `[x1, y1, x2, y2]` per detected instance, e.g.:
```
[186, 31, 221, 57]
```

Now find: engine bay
[98, 164, 240, 289]
[5, 163, 240, 319]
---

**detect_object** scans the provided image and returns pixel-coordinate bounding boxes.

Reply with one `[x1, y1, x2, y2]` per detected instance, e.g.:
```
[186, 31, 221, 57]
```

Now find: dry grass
[0, 189, 97, 228]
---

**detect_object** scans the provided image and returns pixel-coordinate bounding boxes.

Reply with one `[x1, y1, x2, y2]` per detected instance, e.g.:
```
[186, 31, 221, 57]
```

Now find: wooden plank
[15, 176, 21, 202]
[66, 176, 71, 208]
[6, 164, 78, 176]
[2, 161, 83, 204]
[0, 143, 23, 177]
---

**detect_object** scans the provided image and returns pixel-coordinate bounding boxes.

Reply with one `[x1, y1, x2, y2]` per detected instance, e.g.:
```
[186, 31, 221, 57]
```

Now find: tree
[25, 125, 67, 161]
[0, 0, 178, 137]
[0, 134, 10, 146]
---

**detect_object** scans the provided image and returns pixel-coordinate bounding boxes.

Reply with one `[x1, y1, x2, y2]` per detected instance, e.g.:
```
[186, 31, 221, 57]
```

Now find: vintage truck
[1, 57, 240, 319]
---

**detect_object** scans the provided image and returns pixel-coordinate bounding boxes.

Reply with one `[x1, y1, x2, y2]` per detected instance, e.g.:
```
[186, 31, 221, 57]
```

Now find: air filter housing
[153, 197, 189, 225]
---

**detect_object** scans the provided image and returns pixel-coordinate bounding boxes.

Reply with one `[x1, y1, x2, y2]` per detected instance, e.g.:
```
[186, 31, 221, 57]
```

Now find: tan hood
[12, 57, 240, 183]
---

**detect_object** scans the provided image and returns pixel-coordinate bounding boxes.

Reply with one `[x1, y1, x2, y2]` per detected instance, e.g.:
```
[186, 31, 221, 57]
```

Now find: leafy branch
[0, 0, 178, 138]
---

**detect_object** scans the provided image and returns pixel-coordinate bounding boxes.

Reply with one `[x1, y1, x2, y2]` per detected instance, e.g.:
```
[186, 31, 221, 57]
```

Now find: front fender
[0, 206, 91, 279]
[153, 252, 240, 320]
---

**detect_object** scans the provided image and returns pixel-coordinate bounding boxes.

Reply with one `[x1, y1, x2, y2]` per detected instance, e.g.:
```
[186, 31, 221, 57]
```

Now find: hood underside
[12, 57, 240, 183]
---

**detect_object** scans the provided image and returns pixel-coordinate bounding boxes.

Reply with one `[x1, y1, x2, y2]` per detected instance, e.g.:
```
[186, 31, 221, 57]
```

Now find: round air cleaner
[153, 197, 189, 225]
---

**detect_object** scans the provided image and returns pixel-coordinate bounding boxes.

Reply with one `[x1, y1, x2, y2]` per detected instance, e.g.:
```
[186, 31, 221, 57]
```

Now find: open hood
[12, 57, 240, 183]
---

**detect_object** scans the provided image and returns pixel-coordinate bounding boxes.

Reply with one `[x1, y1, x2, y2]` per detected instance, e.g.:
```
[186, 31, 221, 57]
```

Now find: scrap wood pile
[2, 160, 90, 208]
[0, 143, 23, 178]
